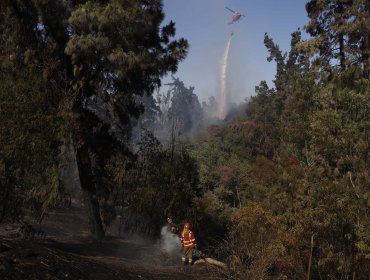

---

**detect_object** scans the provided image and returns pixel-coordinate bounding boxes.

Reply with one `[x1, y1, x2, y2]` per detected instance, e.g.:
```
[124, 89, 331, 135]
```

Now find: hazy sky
[161, 0, 310, 103]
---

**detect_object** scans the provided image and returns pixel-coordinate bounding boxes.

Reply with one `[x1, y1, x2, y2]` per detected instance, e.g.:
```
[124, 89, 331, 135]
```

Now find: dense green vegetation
[0, 0, 188, 242]
[0, 0, 369, 279]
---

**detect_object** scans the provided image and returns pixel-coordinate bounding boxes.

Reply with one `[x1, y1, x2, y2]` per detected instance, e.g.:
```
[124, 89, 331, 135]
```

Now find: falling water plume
[218, 33, 232, 120]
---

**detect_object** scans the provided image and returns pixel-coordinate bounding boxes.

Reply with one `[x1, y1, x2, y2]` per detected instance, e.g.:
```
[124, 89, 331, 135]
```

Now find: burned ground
[0, 204, 223, 280]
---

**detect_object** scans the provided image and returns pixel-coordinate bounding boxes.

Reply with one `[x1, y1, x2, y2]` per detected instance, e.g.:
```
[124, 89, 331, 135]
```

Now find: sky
[161, 0, 311, 104]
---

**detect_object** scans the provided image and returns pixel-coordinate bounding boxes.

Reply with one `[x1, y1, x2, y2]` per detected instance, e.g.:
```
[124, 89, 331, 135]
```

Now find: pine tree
[303, 0, 370, 78]
[0, 0, 188, 241]
[160, 76, 203, 135]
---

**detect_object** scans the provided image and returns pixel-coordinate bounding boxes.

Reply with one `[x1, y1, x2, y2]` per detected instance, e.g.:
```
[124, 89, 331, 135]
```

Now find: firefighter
[180, 223, 196, 265]
[167, 217, 179, 234]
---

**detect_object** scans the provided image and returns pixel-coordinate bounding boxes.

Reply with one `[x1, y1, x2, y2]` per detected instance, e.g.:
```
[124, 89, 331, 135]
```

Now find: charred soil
[0, 205, 221, 280]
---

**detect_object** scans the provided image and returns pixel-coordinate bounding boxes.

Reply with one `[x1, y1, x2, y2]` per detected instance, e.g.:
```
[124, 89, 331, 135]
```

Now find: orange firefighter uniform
[180, 223, 196, 265]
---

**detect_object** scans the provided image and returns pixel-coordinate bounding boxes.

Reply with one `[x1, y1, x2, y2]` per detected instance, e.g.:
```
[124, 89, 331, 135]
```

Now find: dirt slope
[0, 205, 222, 280]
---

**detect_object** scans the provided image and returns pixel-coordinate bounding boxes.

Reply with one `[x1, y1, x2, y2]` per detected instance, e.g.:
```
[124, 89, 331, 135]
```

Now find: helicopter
[225, 7, 246, 24]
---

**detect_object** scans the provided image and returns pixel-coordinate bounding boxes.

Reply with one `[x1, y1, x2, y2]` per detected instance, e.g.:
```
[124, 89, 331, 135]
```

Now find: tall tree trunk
[71, 107, 104, 243]
[363, 36, 369, 79]
[0, 163, 11, 223]
[0, 185, 10, 223]
[75, 144, 105, 243]
[307, 233, 315, 280]
[337, 2, 346, 71]
[339, 31, 345, 70]
[362, 0, 369, 79]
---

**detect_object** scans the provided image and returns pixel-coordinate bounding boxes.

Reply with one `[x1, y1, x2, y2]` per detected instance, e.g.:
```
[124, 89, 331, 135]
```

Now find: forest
[0, 0, 369, 279]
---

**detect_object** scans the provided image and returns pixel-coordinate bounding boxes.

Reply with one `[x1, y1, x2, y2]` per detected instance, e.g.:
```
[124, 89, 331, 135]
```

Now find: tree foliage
[302, 0, 370, 77]
[0, 0, 188, 242]
[157, 76, 203, 136]
[1, 1, 369, 278]
[105, 131, 199, 237]
[191, 8, 370, 278]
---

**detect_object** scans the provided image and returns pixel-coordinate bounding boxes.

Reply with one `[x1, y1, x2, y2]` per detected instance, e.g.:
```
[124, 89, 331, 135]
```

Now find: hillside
[0, 204, 221, 280]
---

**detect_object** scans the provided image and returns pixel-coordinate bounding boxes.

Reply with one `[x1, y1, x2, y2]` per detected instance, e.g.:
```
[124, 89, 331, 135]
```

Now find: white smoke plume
[160, 225, 182, 257]
[218, 34, 233, 120]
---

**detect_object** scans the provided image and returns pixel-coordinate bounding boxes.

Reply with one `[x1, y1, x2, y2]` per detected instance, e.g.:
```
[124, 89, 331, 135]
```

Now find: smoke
[218, 34, 233, 120]
[160, 225, 182, 257]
